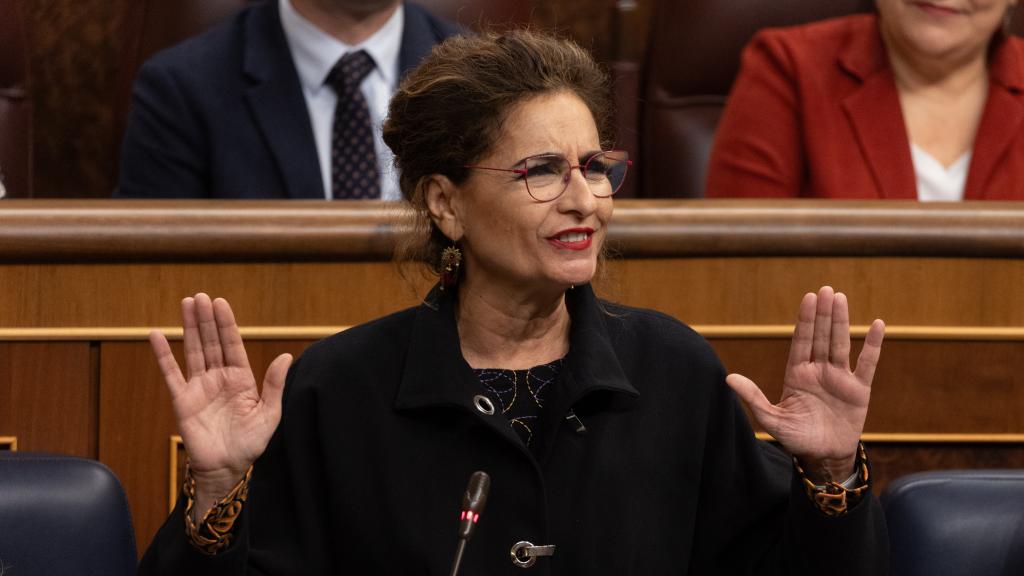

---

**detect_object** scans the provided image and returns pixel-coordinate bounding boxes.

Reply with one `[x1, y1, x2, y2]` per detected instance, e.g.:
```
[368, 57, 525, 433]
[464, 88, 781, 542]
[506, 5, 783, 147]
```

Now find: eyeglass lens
[522, 151, 629, 201]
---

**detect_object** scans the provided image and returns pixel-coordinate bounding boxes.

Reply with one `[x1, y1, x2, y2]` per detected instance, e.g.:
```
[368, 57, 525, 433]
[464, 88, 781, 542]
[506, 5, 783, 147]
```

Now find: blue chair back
[0, 452, 137, 576]
[883, 470, 1024, 576]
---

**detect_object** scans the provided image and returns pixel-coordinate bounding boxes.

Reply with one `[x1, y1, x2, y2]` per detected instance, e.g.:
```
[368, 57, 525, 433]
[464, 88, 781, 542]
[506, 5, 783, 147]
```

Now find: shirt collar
[279, 0, 405, 94]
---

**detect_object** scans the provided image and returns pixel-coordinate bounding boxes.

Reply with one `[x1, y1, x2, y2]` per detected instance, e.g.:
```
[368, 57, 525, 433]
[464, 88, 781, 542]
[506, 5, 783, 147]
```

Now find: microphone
[449, 471, 491, 576]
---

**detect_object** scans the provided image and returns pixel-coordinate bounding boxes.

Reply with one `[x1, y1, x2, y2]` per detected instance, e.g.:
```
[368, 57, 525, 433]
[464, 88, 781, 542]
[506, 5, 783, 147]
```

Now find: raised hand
[149, 294, 292, 511]
[726, 286, 885, 482]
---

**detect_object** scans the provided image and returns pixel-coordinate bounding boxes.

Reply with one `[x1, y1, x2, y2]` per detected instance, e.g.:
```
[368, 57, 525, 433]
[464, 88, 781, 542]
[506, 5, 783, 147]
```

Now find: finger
[786, 292, 817, 368]
[854, 319, 886, 384]
[149, 330, 186, 396]
[725, 373, 779, 432]
[181, 297, 206, 378]
[213, 298, 250, 369]
[260, 353, 294, 415]
[810, 286, 835, 363]
[830, 292, 852, 369]
[195, 293, 225, 369]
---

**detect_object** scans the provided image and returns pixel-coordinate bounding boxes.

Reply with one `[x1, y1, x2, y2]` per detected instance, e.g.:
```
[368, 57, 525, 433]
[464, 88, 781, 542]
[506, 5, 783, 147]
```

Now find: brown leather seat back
[640, 0, 875, 198]
[0, 0, 32, 198]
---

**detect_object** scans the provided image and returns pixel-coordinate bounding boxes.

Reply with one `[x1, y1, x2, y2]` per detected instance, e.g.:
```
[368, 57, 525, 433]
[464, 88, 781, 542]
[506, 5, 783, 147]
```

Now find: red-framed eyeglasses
[464, 150, 632, 202]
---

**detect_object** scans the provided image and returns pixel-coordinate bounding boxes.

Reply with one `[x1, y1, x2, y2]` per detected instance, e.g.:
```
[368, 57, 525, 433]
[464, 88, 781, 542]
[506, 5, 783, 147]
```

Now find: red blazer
[706, 14, 1024, 200]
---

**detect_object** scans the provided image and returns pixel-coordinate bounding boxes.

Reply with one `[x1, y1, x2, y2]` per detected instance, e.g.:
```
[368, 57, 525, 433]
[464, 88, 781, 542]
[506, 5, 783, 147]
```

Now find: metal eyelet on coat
[510, 541, 556, 568]
[473, 394, 495, 415]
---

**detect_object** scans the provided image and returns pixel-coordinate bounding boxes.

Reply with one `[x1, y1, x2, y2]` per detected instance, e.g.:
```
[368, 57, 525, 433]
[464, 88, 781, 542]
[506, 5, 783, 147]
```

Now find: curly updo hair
[383, 29, 612, 275]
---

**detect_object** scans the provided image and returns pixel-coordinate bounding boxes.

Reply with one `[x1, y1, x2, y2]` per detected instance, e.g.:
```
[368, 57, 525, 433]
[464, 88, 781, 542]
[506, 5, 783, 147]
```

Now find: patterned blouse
[473, 359, 563, 453]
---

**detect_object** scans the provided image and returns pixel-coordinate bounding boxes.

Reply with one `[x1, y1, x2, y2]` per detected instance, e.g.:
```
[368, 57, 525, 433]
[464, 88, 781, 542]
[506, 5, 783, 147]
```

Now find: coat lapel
[838, 19, 916, 199]
[394, 286, 526, 451]
[560, 285, 639, 408]
[965, 37, 1024, 199]
[241, 2, 324, 199]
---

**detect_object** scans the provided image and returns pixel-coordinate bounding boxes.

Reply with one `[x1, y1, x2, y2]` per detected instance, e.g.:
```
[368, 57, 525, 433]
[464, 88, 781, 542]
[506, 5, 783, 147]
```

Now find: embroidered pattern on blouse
[473, 359, 562, 446]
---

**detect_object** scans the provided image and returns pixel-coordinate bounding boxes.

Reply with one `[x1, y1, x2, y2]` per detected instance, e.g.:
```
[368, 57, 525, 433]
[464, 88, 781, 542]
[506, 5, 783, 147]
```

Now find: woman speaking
[139, 30, 888, 574]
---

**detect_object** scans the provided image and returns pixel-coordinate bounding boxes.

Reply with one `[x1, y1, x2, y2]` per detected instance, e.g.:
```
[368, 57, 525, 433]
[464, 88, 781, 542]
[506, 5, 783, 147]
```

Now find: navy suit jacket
[117, 1, 460, 199]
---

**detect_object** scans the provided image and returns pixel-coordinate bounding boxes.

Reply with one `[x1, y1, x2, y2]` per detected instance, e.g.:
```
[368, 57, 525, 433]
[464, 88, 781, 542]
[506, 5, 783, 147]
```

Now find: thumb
[725, 373, 778, 431]
[260, 353, 293, 414]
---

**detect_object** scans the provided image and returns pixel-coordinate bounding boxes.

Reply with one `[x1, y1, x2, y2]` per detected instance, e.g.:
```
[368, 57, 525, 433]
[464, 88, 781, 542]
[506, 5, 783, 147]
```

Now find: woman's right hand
[149, 293, 293, 514]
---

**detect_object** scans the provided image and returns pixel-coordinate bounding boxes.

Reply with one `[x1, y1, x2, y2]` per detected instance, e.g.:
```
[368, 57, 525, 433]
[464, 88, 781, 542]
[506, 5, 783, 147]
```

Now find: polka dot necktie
[326, 50, 380, 199]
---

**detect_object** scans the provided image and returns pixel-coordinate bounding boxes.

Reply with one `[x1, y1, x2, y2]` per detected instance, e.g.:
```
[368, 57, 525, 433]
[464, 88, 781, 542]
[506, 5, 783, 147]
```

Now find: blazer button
[510, 541, 556, 568]
[473, 394, 495, 416]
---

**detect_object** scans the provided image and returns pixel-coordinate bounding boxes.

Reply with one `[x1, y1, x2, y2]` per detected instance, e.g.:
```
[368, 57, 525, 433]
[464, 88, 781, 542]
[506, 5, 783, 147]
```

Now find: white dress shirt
[279, 0, 404, 200]
[910, 144, 970, 202]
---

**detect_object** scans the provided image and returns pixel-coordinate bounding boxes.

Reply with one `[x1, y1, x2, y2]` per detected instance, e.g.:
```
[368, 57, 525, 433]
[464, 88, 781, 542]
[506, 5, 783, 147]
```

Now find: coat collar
[394, 284, 639, 418]
[241, 1, 325, 199]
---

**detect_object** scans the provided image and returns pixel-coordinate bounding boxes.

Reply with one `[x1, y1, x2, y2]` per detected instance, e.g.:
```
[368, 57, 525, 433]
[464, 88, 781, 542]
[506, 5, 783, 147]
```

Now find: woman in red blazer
[706, 1, 1024, 200]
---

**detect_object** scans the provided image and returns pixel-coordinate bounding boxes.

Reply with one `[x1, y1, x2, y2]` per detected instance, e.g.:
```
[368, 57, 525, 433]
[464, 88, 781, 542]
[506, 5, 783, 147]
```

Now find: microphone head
[463, 471, 490, 514]
[458, 471, 490, 540]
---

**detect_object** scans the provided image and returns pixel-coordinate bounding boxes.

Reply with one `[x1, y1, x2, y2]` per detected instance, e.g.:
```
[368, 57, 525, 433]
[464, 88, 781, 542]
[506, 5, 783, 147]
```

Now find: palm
[150, 294, 292, 482]
[727, 287, 884, 478]
[173, 365, 268, 474]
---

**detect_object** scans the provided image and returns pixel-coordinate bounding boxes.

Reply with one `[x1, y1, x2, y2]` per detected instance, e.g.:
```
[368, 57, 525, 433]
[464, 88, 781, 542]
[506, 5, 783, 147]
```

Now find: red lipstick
[547, 227, 594, 251]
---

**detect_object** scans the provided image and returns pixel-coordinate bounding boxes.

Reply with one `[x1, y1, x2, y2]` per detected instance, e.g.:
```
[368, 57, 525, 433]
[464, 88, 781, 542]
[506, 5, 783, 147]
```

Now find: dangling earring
[440, 245, 462, 290]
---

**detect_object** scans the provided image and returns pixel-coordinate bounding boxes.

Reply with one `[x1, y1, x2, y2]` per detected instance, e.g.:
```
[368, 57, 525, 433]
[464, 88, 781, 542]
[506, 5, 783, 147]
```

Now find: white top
[279, 0, 404, 200]
[910, 144, 970, 202]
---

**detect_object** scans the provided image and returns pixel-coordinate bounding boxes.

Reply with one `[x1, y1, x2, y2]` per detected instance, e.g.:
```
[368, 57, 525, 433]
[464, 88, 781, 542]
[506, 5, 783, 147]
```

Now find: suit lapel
[965, 37, 1024, 199]
[841, 74, 916, 199]
[398, 2, 447, 77]
[242, 2, 324, 199]
[838, 18, 916, 199]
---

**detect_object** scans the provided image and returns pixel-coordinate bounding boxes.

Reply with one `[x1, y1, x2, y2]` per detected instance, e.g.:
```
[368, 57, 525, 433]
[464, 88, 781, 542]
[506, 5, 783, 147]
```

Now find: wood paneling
[0, 342, 95, 456]
[4, 257, 1024, 328]
[99, 339, 313, 552]
[609, 256, 1024, 326]
[4, 200, 1024, 260]
[868, 443, 1024, 495]
[4, 201, 1024, 329]
[0, 261, 426, 327]
[711, 338, 1024, 434]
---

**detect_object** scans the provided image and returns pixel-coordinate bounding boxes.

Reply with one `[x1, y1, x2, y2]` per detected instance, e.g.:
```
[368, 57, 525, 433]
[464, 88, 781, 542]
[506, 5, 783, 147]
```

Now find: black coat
[140, 285, 888, 574]
[117, 1, 460, 199]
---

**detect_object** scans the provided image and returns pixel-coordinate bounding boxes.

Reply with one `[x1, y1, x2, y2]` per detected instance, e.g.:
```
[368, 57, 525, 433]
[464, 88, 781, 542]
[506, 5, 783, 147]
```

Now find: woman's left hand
[726, 286, 885, 483]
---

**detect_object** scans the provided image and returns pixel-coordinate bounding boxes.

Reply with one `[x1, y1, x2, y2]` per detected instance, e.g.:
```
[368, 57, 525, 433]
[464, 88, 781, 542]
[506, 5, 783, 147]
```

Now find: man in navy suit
[117, 0, 460, 199]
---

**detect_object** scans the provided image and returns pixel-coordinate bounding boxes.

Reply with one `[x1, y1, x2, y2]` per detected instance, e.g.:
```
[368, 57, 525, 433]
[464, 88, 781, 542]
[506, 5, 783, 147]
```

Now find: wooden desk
[3, 199, 1024, 553]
